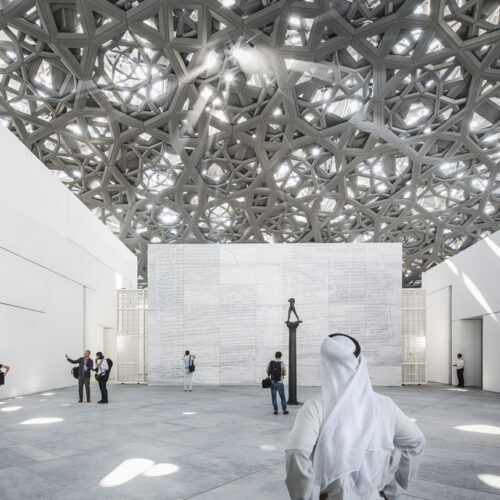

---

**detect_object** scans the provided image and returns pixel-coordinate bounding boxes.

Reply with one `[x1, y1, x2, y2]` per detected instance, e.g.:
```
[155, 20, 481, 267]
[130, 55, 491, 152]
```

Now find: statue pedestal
[286, 320, 303, 405]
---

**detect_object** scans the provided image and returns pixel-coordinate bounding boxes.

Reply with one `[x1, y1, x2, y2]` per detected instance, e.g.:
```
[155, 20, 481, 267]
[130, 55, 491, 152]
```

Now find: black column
[286, 320, 302, 405]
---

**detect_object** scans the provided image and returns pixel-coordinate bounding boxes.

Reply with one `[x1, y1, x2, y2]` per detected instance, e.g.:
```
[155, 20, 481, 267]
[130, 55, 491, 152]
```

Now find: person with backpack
[183, 350, 195, 392]
[267, 351, 289, 415]
[66, 350, 93, 403]
[94, 351, 112, 404]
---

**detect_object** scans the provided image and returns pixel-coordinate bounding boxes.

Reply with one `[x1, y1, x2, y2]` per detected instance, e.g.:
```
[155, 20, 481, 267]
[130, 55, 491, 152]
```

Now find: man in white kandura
[286, 334, 426, 500]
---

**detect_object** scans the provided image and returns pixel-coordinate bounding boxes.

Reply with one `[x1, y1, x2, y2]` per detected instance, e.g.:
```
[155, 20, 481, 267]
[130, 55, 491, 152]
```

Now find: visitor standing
[183, 350, 195, 392]
[285, 334, 425, 500]
[94, 352, 109, 404]
[453, 353, 465, 387]
[66, 350, 93, 402]
[267, 351, 288, 415]
[0, 363, 10, 388]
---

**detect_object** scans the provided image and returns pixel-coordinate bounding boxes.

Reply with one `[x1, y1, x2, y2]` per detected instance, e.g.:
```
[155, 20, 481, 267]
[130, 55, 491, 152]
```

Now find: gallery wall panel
[148, 243, 402, 386]
[0, 126, 137, 398]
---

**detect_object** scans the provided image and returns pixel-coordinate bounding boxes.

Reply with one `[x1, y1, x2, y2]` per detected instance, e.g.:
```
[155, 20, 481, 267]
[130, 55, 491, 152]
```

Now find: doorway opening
[451, 318, 482, 389]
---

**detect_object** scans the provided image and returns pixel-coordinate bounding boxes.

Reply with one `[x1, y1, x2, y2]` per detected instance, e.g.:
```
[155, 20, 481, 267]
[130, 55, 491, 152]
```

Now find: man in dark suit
[66, 350, 93, 402]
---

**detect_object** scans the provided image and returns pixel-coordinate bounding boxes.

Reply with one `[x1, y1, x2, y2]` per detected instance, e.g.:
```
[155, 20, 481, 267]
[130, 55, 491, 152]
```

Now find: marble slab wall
[148, 243, 402, 386]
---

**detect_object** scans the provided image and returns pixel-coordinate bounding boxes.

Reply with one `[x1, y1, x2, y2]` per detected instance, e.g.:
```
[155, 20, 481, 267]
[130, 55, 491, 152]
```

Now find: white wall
[0, 125, 137, 398]
[426, 287, 451, 384]
[148, 243, 402, 387]
[422, 230, 500, 391]
[451, 320, 482, 387]
[483, 314, 500, 393]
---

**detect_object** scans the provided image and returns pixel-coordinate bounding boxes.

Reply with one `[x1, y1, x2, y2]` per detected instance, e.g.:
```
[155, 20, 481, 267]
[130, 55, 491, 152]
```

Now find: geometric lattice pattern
[0, 0, 499, 287]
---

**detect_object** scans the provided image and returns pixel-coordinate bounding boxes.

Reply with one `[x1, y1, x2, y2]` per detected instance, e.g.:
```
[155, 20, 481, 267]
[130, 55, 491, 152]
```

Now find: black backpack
[104, 358, 113, 381]
[269, 360, 282, 382]
[72, 367, 79, 379]
[95, 358, 113, 381]
[188, 356, 195, 373]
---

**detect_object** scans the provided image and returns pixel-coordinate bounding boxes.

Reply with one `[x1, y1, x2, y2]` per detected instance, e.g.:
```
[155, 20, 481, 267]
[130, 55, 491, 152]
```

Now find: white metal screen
[117, 289, 147, 384]
[402, 289, 426, 385]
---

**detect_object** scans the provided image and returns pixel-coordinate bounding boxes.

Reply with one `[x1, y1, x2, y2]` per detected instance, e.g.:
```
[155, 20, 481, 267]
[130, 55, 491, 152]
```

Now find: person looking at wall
[183, 350, 195, 392]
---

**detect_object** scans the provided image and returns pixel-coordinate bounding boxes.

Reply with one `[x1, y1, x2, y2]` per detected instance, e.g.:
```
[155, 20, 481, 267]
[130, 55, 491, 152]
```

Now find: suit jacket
[67, 357, 94, 378]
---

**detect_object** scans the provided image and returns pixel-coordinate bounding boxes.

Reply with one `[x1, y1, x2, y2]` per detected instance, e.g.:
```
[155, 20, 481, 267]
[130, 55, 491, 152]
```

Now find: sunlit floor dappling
[1, 383, 500, 500]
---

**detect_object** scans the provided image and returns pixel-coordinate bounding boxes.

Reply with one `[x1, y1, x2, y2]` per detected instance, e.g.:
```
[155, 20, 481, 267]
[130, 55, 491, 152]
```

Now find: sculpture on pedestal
[285, 298, 302, 405]
[287, 298, 300, 323]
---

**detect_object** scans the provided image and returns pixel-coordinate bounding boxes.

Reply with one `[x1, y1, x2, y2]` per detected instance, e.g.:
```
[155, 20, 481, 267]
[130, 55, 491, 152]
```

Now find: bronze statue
[287, 298, 300, 323]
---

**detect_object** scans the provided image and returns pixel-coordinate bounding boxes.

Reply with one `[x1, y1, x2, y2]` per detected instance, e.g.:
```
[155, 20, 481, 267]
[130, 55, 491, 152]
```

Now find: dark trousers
[271, 381, 287, 412]
[78, 375, 90, 401]
[457, 368, 465, 387]
[98, 377, 108, 402]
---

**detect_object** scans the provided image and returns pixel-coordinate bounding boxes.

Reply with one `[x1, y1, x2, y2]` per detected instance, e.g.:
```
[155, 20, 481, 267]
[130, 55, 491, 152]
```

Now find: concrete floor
[0, 383, 499, 500]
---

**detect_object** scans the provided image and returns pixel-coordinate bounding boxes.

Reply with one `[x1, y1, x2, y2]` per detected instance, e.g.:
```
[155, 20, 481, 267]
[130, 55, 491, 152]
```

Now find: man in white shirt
[0, 363, 10, 388]
[453, 353, 465, 387]
[183, 350, 195, 391]
[95, 352, 109, 404]
[285, 334, 425, 500]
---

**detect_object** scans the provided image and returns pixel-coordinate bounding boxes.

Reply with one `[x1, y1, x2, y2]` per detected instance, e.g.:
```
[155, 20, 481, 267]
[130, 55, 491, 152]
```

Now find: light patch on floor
[455, 424, 500, 435]
[1, 406, 22, 412]
[142, 463, 180, 477]
[20, 417, 63, 425]
[478, 474, 500, 490]
[100, 458, 154, 487]
[260, 445, 277, 451]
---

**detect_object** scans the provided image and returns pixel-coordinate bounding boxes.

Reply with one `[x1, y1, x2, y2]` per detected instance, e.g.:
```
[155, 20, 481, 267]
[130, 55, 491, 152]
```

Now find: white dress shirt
[96, 358, 109, 376]
[456, 358, 464, 369]
[183, 355, 195, 369]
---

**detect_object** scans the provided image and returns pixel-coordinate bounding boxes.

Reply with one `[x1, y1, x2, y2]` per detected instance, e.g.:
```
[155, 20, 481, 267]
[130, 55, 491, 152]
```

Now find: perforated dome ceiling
[0, 0, 499, 286]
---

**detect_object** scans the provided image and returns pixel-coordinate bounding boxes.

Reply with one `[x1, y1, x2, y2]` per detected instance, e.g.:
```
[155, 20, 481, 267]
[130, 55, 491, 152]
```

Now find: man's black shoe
[97, 400, 103, 404]
[274, 411, 278, 415]
[78, 400, 83, 403]
[283, 410, 289, 414]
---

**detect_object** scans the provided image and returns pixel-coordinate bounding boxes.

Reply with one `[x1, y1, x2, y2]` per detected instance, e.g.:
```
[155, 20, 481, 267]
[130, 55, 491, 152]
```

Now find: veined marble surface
[148, 243, 402, 386]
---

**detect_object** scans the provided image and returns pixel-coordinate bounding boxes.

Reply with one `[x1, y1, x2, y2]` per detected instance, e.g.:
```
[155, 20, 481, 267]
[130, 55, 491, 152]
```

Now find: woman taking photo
[94, 352, 109, 404]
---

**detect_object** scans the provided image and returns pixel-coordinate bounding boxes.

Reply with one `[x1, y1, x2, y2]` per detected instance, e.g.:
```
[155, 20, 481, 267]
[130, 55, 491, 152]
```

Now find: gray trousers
[184, 368, 193, 390]
[78, 375, 90, 401]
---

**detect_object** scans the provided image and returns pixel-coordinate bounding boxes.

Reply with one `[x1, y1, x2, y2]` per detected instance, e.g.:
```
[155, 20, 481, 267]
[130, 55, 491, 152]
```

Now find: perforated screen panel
[117, 289, 148, 383]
